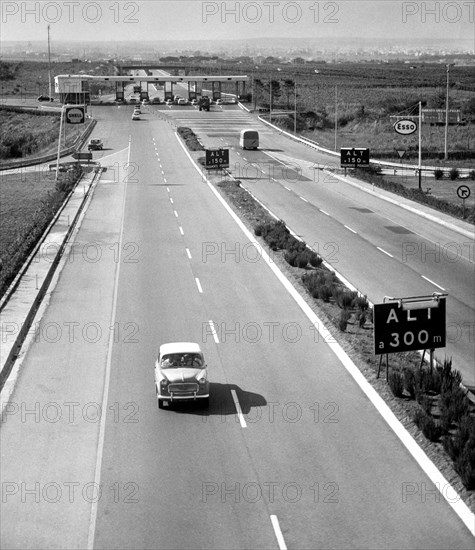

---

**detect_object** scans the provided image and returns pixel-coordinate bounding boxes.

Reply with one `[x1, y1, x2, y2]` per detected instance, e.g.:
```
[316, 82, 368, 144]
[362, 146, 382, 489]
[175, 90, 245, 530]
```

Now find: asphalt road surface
[1, 106, 474, 549]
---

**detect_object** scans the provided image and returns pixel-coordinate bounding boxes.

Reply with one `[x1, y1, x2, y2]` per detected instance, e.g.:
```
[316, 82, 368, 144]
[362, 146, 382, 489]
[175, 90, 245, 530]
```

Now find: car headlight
[198, 375, 207, 385]
[160, 379, 168, 387]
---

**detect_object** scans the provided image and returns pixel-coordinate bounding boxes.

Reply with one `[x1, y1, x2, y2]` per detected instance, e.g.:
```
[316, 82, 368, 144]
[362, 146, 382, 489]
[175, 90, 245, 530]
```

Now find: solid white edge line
[175, 131, 475, 537]
[195, 277, 203, 293]
[87, 137, 131, 550]
[230, 389, 247, 428]
[344, 225, 357, 234]
[377, 246, 393, 258]
[270, 515, 287, 550]
[186, 248, 192, 259]
[208, 320, 219, 344]
[422, 275, 446, 291]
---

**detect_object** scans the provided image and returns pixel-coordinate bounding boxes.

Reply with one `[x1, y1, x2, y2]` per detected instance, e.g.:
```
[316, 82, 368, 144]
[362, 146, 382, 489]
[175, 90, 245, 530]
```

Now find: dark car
[37, 96, 54, 102]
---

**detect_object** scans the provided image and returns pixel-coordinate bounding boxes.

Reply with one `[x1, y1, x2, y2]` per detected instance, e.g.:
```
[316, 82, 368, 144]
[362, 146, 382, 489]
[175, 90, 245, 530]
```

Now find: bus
[240, 129, 259, 150]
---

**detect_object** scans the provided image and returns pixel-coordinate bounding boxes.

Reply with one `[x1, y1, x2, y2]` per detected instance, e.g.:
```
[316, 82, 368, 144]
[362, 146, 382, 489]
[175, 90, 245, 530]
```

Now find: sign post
[373, 293, 447, 378]
[340, 148, 370, 171]
[456, 185, 471, 219]
[205, 148, 229, 170]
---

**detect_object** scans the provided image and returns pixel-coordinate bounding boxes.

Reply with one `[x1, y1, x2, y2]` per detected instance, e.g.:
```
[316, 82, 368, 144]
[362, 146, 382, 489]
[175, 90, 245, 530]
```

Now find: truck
[199, 96, 210, 112]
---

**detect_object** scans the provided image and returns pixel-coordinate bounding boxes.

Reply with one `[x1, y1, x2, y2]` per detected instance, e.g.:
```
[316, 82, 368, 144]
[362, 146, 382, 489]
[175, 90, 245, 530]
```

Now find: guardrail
[253, 112, 473, 175]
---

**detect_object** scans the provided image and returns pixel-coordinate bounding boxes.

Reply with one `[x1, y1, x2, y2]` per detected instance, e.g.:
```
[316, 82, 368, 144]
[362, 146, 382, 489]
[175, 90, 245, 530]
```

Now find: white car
[155, 342, 209, 408]
[190, 99, 198, 105]
[177, 98, 189, 105]
[132, 113, 140, 120]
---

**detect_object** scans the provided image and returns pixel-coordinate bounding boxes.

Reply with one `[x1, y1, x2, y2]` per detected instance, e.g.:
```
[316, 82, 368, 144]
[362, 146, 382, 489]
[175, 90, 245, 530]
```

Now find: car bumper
[159, 393, 209, 402]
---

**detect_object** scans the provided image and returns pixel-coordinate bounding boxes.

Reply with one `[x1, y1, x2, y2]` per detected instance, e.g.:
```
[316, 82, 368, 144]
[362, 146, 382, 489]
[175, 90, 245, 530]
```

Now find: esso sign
[394, 119, 417, 135]
[65, 106, 85, 124]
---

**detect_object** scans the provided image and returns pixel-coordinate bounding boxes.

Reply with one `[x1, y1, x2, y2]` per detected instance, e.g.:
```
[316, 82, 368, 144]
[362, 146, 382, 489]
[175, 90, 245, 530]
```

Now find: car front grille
[168, 383, 199, 394]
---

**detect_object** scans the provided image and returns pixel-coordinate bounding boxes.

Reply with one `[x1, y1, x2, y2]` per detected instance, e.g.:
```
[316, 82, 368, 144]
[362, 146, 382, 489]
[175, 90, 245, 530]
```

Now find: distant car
[142, 98, 150, 105]
[132, 113, 140, 120]
[128, 97, 138, 104]
[155, 342, 209, 409]
[134, 107, 141, 114]
[151, 97, 161, 104]
[177, 98, 188, 105]
[87, 138, 103, 151]
[190, 99, 198, 105]
[37, 95, 53, 102]
[215, 99, 224, 105]
[165, 99, 173, 105]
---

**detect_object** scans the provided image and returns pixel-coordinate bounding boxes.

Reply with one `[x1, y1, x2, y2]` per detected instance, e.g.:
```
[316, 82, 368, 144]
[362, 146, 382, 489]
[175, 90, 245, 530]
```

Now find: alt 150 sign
[205, 149, 229, 169]
[373, 299, 446, 355]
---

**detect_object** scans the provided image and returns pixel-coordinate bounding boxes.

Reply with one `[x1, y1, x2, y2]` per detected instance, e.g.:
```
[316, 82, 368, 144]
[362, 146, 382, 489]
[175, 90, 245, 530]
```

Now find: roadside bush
[319, 285, 333, 302]
[434, 168, 444, 180]
[334, 289, 357, 309]
[413, 409, 443, 442]
[388, 370, 404, 397]
[354, 295, 369, 311]
[449, 167, 460, 181]
[284, 250, 298, 267]
[296, 252, 308, 268]
[469, 170, 475, 180]
[338, 309, 352, 331]
[403, 367, 417, 399]
[454, 441, 475, 490]
[439, 385, 470, 429]
[308, 251, 323, 268]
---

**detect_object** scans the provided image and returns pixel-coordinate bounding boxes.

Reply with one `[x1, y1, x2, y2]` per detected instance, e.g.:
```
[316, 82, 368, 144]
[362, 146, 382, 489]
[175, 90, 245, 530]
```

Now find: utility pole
[418, 101, 422, 190]
[334, 85, 338, 151]
[294, 78, 297, 135]
[47, 25, 52, 98]
[444, 64, 454, 161]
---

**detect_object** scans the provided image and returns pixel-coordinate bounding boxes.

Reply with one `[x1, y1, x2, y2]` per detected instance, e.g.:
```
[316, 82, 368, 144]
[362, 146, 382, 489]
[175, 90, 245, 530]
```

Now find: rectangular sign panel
[374, 299, 446, 355]
[205, 148, 229, 169]
[340, 147, 370, 166]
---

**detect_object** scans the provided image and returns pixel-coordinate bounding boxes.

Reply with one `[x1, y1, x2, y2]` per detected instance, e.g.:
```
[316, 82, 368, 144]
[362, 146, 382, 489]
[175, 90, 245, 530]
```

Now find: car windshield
[160, 353, 203, 368]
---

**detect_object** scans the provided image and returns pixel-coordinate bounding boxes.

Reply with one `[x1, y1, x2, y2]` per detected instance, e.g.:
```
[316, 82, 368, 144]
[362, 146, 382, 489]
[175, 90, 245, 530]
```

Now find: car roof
[159, 342, 202, 356]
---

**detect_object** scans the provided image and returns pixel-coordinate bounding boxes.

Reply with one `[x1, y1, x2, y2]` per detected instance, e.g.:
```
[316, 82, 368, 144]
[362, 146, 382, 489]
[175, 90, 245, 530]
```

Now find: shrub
[338, 310, 351, 331]
[403, 368, 416, 399]
[254, 223, 265, 236]
[354, 295, 369, 311]
[388, 370, 404, 397]
[434, 168, 444, 180]
[296, 252, 308, 268]
[413, 409, 443, 442]
[454, 441, 475, 490]
[449, 167, 460, 181]
[357, 311, 366, 328]
[319, 285, 333, 302]
[308, 251, 323, 268]
[335, 290, 357, 309]
[284, 250, 298, 266]
[440, 386, 470, 428]
[469, 169, 475, 180]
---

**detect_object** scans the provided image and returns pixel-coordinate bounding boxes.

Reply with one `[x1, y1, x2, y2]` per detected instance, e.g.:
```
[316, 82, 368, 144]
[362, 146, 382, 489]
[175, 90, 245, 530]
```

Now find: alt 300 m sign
[373, 299, 446, 355]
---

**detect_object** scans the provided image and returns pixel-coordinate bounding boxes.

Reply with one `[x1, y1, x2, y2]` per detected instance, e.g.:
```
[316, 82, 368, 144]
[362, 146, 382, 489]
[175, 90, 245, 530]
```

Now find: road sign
[393, 119, 417, 135]
[457, 185, 471, 200]
[340, 148, 370, 167]
[205, 148, 229, 169]
[72, 152, 92, 160]
[374, 298, 446, 355]
[396, 150, 406, 159]
[65, 106, 85, 124]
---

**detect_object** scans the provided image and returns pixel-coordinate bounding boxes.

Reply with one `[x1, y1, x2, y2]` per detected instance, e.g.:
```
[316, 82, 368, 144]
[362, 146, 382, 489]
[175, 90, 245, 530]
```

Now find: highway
[1, 105, 474, 549]
[158, 104, 475, 388]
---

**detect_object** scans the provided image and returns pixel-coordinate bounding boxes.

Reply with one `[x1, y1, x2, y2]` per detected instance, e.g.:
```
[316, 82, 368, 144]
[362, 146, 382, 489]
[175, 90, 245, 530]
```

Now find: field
[218, 62, 475, 166]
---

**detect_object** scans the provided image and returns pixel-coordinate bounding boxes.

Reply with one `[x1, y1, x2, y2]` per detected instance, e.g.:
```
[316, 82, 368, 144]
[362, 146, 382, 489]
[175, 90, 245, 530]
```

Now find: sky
[0, 0, 474, 43]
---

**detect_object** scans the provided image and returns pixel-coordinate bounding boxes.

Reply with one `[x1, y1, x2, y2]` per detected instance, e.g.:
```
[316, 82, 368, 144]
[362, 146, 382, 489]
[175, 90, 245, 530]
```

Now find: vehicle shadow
[163, 382, 267, 418]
